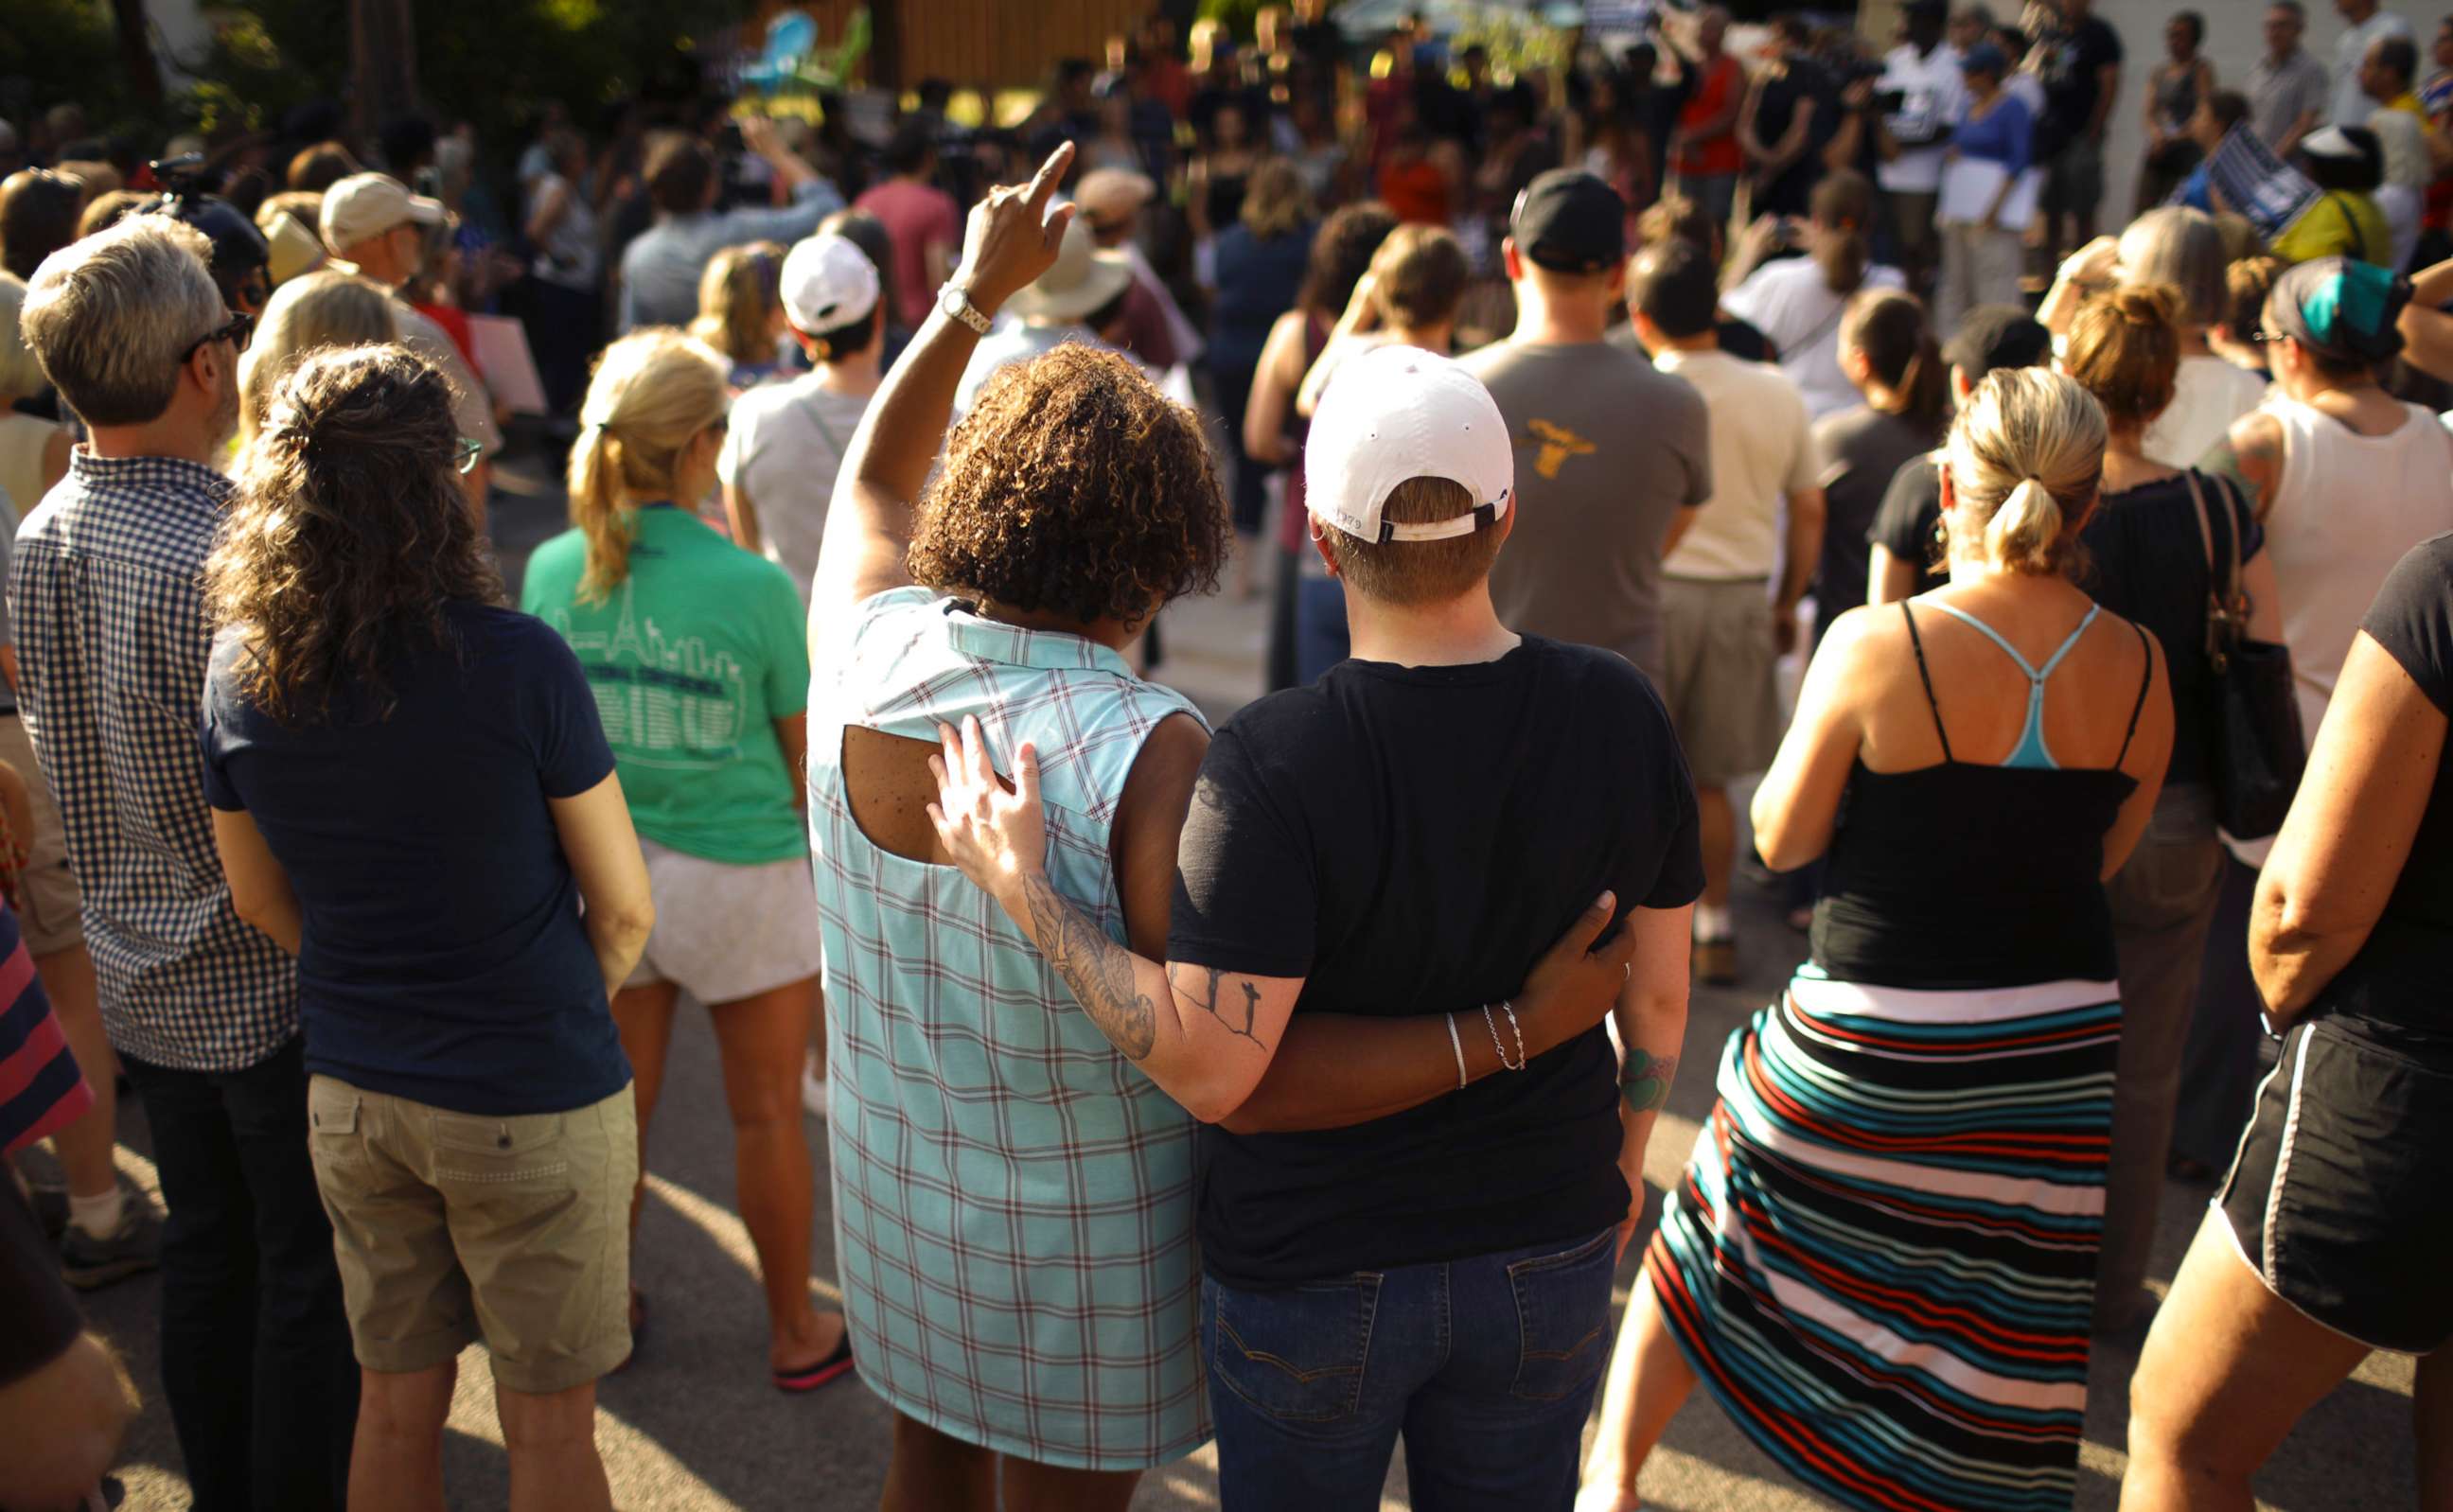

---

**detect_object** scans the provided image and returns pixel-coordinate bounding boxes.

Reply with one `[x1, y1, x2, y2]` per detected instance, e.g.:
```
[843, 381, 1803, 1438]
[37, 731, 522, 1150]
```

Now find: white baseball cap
[319, 171, 445, 255]
[1303, 344, 1513, 543]
[780, 232, 880, 335]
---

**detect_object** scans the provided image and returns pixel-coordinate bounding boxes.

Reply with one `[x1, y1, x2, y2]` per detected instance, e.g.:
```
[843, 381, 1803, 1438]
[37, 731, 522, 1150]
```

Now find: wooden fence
[783, 0, 1153, 91]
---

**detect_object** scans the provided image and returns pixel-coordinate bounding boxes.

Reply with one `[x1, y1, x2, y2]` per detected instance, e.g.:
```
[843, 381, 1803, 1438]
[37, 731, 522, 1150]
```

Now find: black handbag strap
[2186, 468, 2247, 666]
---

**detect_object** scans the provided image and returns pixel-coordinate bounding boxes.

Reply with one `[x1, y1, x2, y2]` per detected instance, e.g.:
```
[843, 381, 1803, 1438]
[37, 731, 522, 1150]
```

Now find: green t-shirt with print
[521, 505, 810, 863]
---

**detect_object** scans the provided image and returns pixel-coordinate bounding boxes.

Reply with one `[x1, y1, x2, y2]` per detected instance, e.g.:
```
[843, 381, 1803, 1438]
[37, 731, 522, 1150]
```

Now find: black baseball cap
[1510, 169, 1627, 275]
[1943, 304, 2051, 378]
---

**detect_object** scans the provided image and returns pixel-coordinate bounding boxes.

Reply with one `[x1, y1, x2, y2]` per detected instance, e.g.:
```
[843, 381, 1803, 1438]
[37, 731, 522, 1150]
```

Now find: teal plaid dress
[808, 588, 1210, 1469]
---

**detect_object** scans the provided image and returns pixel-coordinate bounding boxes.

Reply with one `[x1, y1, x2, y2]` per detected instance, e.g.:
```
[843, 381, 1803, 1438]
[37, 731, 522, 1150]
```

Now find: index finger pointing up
[1025, 140, 1075, 219]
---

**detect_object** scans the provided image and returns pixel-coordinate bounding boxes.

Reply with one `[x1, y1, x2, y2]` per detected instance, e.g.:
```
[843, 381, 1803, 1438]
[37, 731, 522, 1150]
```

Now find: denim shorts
[2217, 1017, 2453, 1353]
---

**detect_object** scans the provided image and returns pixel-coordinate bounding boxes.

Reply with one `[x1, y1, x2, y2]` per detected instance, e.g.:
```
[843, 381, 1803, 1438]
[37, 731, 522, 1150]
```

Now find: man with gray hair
[14, 214, 356, 1509]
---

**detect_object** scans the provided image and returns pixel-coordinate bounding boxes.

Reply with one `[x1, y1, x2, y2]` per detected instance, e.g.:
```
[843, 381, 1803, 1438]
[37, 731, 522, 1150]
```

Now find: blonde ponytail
[565, 330, 730, 604]
[1983, 477, 2065, 575]
[1945, 368, 2106, 577]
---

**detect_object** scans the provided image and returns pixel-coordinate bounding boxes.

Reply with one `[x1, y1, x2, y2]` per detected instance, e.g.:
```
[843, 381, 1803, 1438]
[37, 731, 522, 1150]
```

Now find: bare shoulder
[1118, 711, 1212, 824]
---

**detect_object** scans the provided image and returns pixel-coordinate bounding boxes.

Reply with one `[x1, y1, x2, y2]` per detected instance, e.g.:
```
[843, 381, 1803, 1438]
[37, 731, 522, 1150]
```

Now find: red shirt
[1674, 53, 1746, 178]
[854, 177, 963, 328]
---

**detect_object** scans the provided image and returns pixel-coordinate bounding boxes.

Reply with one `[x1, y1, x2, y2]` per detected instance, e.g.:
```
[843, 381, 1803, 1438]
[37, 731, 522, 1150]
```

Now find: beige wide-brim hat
[1004, 216, 1136, 323]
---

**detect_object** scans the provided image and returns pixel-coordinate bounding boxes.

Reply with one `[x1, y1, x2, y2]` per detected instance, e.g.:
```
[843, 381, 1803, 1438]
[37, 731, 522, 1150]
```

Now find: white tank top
[2261, 392, 2453, 734]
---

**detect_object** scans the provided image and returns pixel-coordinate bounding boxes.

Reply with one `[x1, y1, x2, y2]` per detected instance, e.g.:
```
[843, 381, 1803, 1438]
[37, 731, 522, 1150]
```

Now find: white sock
[1694, 904, 1734, 941]
[68, 1184, 125, 1240]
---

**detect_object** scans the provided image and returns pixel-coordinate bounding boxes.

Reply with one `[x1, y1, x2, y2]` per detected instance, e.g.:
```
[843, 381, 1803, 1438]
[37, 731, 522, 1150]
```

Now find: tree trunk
[108, 0, 163, 108]
[869, 0, 902, 92]
[349, 0, 420, 142]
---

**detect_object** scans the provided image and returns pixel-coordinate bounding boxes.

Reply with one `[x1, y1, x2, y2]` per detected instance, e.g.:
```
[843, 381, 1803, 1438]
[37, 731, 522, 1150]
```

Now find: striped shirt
[0, 903, 88, 1156]
[10, 449, 297, 1071]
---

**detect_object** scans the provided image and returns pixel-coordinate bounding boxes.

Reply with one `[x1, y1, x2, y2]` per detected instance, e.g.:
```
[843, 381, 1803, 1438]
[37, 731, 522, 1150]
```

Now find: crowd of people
[3, 1, 2453, 1510]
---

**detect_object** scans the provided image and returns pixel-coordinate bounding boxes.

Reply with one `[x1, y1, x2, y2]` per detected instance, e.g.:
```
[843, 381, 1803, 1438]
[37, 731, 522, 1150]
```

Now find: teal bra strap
[1923, 602, 2102, 770]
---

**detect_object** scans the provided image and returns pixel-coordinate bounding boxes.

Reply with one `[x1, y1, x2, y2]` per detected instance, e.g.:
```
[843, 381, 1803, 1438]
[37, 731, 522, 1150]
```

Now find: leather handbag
[2189, 471, 2305, 839]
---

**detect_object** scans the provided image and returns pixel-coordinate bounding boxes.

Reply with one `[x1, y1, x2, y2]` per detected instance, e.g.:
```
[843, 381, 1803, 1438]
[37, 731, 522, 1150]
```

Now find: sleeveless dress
[1650, 601, 2150, 1512]
[807, 588, 1210, 1469]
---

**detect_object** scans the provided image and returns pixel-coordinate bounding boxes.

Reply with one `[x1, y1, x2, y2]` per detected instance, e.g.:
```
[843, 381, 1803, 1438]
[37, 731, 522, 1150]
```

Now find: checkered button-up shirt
[10, 449, 296, 1071]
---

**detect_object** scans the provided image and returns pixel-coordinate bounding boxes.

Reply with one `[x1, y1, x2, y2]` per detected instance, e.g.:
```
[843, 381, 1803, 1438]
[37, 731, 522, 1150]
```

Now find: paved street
[69, 447, 2421, 1510]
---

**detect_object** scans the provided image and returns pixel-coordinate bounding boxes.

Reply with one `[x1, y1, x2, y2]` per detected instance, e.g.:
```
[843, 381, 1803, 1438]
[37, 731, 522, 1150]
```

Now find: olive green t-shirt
[521, 505, 810, 863]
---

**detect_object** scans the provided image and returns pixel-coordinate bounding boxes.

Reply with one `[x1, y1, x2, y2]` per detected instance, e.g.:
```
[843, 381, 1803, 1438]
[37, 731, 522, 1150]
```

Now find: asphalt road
[66, 449, 2421, 1510]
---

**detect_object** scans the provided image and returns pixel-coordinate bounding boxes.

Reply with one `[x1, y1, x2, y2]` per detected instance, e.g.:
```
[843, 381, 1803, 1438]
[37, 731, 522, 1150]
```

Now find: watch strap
[938, 283, 992, 336]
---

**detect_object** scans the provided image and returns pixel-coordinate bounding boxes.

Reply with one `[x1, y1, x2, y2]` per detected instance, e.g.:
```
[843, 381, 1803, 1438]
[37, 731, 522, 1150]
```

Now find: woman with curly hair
[521, 328, 853, 1395]
[805, 145, 1229, 1509]
[200, 344, 655, 1511]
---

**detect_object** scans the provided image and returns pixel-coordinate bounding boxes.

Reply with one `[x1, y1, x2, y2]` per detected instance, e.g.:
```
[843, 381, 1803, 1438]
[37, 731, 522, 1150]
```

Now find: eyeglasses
[453, 437, 483, 475]
[181, 310, 254, 363]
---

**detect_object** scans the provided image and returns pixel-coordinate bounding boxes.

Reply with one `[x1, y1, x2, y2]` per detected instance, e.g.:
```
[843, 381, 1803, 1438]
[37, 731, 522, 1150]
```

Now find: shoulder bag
[2189, 469, 2306, 838]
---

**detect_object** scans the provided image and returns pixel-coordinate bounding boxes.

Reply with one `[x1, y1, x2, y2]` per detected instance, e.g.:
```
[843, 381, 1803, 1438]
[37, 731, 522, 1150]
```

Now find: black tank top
[1810, 603, 2152, 991]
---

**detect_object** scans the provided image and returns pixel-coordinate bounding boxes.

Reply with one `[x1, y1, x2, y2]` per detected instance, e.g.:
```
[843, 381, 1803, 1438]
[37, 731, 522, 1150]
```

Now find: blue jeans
[122, 1035, 358, 1510]
[1202, 1225, 1619, 1512]
[1295, 575, 1350, 685]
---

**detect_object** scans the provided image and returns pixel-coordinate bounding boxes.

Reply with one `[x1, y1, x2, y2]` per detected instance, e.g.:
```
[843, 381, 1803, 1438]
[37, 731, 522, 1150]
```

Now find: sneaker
[60, 1175, 162, 1291]
[1695, 937, 1739, 988]
[801, 1061, 830, 1120]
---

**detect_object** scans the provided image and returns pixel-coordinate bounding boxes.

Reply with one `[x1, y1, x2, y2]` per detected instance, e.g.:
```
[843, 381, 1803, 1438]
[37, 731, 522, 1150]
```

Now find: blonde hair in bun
[1945, 367, 2107, 577]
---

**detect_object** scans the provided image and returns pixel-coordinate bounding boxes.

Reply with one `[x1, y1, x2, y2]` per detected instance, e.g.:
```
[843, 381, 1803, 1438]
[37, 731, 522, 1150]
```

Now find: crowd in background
[3, 1, 2453, 1510]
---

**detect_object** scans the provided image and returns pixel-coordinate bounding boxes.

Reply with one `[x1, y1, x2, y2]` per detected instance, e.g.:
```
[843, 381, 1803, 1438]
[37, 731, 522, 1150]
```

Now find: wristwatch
[937, 282, 993, 336]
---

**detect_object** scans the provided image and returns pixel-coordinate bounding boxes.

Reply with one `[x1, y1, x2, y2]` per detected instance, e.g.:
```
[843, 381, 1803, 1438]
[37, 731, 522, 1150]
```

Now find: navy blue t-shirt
[201, 602, 627, 1116]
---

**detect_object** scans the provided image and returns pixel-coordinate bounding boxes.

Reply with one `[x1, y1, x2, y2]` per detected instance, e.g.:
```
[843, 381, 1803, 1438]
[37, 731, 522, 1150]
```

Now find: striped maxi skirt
[1647, 965, 2120, 1512]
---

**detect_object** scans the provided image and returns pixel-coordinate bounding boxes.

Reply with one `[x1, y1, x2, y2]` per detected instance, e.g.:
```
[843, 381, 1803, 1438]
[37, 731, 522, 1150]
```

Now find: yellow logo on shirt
[1527, 419, 1596, 479]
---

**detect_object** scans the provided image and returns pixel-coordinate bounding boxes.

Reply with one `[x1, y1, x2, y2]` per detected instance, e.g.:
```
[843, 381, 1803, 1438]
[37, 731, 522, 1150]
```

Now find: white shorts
[624, 839, 825, 1004]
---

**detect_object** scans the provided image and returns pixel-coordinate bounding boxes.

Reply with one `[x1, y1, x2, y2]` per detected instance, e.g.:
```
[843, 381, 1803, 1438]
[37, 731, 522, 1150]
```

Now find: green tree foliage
[202, 0, 744, 143]
[0, 0, 131, 127]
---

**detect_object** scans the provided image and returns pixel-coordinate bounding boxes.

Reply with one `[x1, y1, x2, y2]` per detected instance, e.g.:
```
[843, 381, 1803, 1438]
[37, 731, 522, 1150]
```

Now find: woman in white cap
[717, 231, 883, 603]
[521, 329, 853, 1396]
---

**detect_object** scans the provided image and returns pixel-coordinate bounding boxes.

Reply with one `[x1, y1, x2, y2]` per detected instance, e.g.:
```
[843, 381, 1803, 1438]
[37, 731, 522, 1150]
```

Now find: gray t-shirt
[1812, 406, 1934, 626]
[1459, 339, 1713, 684]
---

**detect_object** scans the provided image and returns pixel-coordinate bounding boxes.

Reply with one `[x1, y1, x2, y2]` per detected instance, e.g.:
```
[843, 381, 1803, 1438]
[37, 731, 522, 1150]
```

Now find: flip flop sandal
[772, 1331, 856, 1395]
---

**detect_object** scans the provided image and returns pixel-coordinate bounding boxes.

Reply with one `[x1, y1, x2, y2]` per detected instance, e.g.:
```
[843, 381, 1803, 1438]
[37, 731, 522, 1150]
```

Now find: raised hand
[951, 140, 1080, 313]
[926, 715, 1048, 906]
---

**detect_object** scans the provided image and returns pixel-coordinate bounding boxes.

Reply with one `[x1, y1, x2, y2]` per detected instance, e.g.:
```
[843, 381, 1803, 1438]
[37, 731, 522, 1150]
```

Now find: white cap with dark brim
[1304, 344, 1513, 543]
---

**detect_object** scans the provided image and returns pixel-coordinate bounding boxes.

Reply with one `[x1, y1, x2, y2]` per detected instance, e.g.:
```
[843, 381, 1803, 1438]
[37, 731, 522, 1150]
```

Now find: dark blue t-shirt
[201, 602, 627, 1116]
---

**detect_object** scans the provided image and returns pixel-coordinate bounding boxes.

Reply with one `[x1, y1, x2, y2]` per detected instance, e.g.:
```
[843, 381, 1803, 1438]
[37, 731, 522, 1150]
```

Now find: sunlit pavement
[75, 447, 2417, 1509]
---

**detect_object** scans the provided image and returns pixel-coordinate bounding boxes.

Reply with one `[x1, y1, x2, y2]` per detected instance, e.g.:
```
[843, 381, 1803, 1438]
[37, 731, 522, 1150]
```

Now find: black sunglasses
[182, 310, 255, 363]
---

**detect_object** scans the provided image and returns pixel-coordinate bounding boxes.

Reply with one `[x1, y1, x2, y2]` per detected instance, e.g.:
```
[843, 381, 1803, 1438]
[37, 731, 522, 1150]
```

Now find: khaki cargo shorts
[0, 712, 84, 957]
[1660, 576, 1783, 785]
[307, 1075, 637, 1393]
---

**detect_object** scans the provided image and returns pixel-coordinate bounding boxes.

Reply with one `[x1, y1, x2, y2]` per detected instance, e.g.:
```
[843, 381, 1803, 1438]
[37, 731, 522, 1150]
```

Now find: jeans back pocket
[1506, 1227, 1618, 1402]
[1207, 1272, 1382, 1423]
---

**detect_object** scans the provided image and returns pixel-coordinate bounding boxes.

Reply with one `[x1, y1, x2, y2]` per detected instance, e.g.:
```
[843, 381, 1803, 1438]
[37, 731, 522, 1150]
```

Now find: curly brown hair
[909, 343, 1227, 625]
[206, 343, 505, 726]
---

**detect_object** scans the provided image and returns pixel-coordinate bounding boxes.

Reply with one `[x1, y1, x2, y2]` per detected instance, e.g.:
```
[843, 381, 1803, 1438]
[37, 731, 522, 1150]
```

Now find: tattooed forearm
[1166, 963, 1269, 1051]
[1019, 874, 1156, 1060]
[1620, 1049, 1678, 1114]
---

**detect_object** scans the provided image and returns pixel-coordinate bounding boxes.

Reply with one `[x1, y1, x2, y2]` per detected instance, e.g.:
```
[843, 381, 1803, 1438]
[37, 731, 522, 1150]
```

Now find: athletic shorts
[0, 713, 84, 957]
[309, 1076, 637, 1392]
[624, 838, 825, 1004]
[1659, 576, 1782, 786]
[2216, 1016, 2453, 1354]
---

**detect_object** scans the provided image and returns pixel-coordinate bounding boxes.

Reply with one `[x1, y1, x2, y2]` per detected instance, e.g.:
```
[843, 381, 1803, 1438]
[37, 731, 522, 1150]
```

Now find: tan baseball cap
[319, 172, 445, 256]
